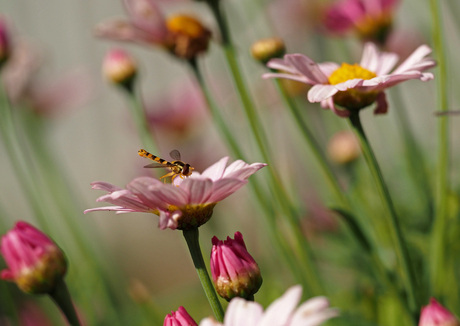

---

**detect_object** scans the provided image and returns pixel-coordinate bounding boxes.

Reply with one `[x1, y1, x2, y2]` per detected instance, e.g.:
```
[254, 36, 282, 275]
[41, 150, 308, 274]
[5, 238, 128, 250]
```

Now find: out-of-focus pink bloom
[323, 0, 399, 44]
[103, 48, 137, 85]
[0, 17, 11, 67]
[147, 81, 207, 135]
[95, 0, 211, 59]
[263, 42, 435, 117]
[419, 298, 460, 326]
[85, 157, 267, 230]
[210, 232, 262, 301]
[18, 302, 53, 326]
[164, 306, 198, 326]
[199, 285, 339, 326]
[0, 221, 67, 294]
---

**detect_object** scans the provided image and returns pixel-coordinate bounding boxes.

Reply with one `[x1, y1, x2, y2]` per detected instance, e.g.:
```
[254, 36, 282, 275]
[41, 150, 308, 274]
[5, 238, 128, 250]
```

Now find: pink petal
[123, 0, 167, 40]
[360, 42, 380, 72]
[262, 72, 311, 84]
[317, 62, 340, 77]
[84, 206, 138, 214]
[179, 178, 213, 204]
[285, 54, 329, 84]
[333, 78, 364, 91]
[149, 184, 189, 207]
[127, 177, 167, 209]
[307, 84, 338, 102]
[94, 19, 142, 42]
[201, 157, 229, 181]
[375, 52, 399, 75]
[208, 179, 248, 203]
[91, 181, 123, 192]
[266, 58, 298, 74]
[258, 285, 303, 325]
[392, 45, 433, 74]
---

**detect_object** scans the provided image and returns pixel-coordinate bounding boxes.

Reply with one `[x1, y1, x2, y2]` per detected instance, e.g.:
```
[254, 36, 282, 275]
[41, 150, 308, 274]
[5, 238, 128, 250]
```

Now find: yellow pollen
[328, 63, 377, 85]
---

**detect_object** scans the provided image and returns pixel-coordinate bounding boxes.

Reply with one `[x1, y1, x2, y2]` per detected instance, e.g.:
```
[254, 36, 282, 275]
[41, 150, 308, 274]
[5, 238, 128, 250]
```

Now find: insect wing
[169, 149, 182, 161]
[143, 162, 175, 169]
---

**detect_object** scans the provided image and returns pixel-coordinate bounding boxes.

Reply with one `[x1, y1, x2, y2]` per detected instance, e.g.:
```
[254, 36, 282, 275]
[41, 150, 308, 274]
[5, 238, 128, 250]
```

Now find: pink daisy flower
[84, 157, 266, 230]
[263, 42, 435, 117]
[324, 0, 399, 44]
[95, 0, 211, 59]
[199, 285, 339, 326]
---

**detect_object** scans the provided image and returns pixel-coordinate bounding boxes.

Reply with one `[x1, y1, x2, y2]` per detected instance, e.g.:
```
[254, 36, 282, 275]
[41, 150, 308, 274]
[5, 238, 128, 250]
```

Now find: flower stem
[348, 112, 418, 314]
[49, 278, 82, 326]
[123, 83, 158, 153]
[429, 0, 450, 297]
[182, 228, 224, 322]
[188, 59, 313, 294]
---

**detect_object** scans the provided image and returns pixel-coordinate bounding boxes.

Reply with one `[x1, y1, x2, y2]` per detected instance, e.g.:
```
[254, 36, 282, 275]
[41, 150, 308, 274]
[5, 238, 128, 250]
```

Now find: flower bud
[419, 298, 460, 326]
[166, 15, 211, 59]
[0, 18, 11, 68]
[210, 232, 262, 301]
[0, 221, 67, 294]
[327, 131, 361, 165]
[164, 306, 197, 326]
[250, 37, 285, 64]
[102, 48, 137, 87]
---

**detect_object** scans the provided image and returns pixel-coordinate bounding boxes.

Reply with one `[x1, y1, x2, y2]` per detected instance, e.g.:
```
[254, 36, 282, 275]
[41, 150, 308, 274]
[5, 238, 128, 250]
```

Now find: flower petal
[266, 58, 298, 74]
[262, 72, 311, 84]
[375, 52, 399, 75]
[392, 45, 434, 74]
[360, 42, 380, 72]
[201, 157, 229, 181]
[149, 184, 189, 207]
[123, 0, 167, 41]
[224, 299, 263, 326]
[285, 54, 329, 84]
[317, 62, 340, 78]
[180, 178, 213, 204]
[307, 84, 338, 102]
[90, 181, 123, 192]
[258, 285, 303, 325]
[127, 177, 167, 209]
[208, 179, 248, 203]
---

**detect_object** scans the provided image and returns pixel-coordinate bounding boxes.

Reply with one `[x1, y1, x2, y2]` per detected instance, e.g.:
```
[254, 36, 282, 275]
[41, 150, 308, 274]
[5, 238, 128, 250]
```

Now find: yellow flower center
[165, 15, 211, 59]
[153, 203, 217, 230]
[328, 63, 379, 111]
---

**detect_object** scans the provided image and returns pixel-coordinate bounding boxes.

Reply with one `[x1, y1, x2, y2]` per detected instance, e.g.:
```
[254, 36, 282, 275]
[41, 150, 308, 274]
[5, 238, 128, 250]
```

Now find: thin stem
[123, 83, 158, 153]
[189, 59, 312, 294]
[273, 79, 350, 210]
[207, 2, 324, 295]
[182, 228, 225, 322]
[49, 278, 82, 326]
[348, 112, 418, 316]
[429, 0, 450, 296]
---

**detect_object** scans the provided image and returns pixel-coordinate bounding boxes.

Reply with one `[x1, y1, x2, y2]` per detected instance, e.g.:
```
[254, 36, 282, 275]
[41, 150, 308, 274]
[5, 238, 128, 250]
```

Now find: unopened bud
[0, 221, 67, 294]
[164, 306, 197, 326]
[102, 48, 137, 86]
[210, 232, 262, 301]
[166, 15, 211, 59]
[250, 37, 285, 64]
[419, 298, 460, 326]
[327, 131, 361, 165]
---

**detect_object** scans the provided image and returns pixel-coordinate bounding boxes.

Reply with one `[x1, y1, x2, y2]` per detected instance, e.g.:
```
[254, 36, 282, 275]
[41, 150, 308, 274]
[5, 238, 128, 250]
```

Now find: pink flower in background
[263, 42, 435, 117]
[95, 0, 211, 58]
[199, 285, 339, 326]
[324, 0, 399, 44]
[103, 48, 137, 85]
[419, 298, 460, 326]
[0, 17, 11, 67]
[210, 232, 262, 301]
[85, 157, 267, 230]
[0, 221, 67, 294]
[164, 306, 198, 326]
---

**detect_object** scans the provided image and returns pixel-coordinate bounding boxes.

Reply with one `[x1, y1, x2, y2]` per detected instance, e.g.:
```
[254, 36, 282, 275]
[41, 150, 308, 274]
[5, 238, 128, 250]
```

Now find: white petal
[262, 72, 311, 84]
[201, 157, 229, 181]
[258, 285, 302, 326]
[392, 44, 433, 74]
[360, 42, 380, 72]
[375, 52, 399, 75]
[307, 85, 338, 102]
[317, 62, 340, 78]
[266, 58, 298, 74]
[199, 318, 222, 326]
[224, 299, 263, 326]
[285, 54, 329, 84]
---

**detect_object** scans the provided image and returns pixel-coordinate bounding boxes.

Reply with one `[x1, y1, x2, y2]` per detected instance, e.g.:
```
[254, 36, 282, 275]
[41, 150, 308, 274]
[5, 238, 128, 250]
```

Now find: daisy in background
[323, 0, 399, 45]
[263, 42, 435, 117]
[199, 285, 339, 326]
[85, 157, 266, 230]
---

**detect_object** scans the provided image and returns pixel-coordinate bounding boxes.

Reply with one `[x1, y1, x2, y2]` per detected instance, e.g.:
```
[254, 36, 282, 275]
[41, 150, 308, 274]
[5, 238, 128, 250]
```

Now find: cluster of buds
[0, 221, 67, 294]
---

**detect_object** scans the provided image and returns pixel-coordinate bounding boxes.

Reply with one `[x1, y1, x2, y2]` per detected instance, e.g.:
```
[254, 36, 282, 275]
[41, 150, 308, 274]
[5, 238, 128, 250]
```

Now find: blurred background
[0, 0, 459, 325]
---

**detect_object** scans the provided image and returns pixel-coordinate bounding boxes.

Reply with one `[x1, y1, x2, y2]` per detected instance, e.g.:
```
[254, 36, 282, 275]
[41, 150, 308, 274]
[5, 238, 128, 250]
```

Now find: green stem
[182, 228, 224, 322]
[348, 112, 418, 315]
[189, 59, 311, 294]
[49, 278, 82, 326]
[273, 79, 350, 210]
[123, 83, 158, 153]
[429, 0, 450, 296]
[207, 2, 324, 295]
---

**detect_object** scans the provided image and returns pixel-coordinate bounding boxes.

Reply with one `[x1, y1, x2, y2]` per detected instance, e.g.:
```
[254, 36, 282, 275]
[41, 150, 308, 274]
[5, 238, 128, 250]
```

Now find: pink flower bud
[0, 18, 11, 67]
[164, 306, 197, 326]
[102, 48, 137, 86]
[0, 221, 67, 294]
[419, 298, 460, 326]
[210, 232, 262, 301]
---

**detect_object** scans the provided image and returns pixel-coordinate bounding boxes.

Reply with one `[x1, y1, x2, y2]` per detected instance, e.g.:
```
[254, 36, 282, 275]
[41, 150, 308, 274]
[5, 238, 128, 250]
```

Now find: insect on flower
[138, 149, 194, 182]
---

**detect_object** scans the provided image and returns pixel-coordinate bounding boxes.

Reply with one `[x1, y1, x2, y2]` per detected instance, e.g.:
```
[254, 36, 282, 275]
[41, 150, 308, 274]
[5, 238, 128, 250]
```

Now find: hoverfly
[138, 149, 194, 182]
